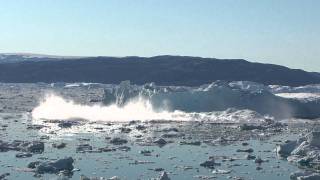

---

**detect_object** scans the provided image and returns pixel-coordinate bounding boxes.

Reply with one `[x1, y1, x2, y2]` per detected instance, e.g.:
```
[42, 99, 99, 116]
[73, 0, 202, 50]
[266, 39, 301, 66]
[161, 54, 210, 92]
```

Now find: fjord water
[0, 82, 318, 179]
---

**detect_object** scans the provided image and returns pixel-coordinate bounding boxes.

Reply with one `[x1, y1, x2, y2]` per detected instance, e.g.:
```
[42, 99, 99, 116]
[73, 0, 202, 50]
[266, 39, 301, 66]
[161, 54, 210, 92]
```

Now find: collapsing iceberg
[103, 81, 320, 119]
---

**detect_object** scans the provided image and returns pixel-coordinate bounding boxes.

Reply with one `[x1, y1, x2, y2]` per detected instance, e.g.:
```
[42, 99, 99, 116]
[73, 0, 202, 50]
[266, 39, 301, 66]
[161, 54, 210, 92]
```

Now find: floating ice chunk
[212, 169, 232, 174]
[277, 140, 298, 157]
[308, 132, 320, 148]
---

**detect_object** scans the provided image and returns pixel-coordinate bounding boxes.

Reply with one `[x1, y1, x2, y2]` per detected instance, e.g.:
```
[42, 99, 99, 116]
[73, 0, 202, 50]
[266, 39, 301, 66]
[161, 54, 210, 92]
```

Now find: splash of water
[32, 94, 192, 122]
[32, 93, 268, 124]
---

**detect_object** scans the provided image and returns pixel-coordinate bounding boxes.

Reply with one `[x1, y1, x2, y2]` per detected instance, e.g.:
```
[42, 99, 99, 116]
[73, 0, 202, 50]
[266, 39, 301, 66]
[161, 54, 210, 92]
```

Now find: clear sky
[0, 0, 319, 71]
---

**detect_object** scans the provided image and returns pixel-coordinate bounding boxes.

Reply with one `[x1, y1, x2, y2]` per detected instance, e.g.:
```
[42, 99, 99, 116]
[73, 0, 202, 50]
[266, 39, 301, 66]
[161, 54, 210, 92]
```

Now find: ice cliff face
[103, 81, 320, 119]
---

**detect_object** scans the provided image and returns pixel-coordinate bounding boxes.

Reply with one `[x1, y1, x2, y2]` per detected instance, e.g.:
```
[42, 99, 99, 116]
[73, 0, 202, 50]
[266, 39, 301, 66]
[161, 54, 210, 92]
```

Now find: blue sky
[0, 0, 319, 71]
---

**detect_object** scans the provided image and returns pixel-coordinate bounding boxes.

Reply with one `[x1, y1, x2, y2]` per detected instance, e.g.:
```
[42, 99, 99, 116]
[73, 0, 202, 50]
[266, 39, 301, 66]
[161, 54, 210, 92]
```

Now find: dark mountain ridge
[0, 54, 318, 86]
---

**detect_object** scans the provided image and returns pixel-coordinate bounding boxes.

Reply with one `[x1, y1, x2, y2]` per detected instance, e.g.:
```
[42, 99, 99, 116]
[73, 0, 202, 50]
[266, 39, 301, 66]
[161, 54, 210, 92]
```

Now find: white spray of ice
[32, 94, 192, 122]
[32, 94, 266, 123]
